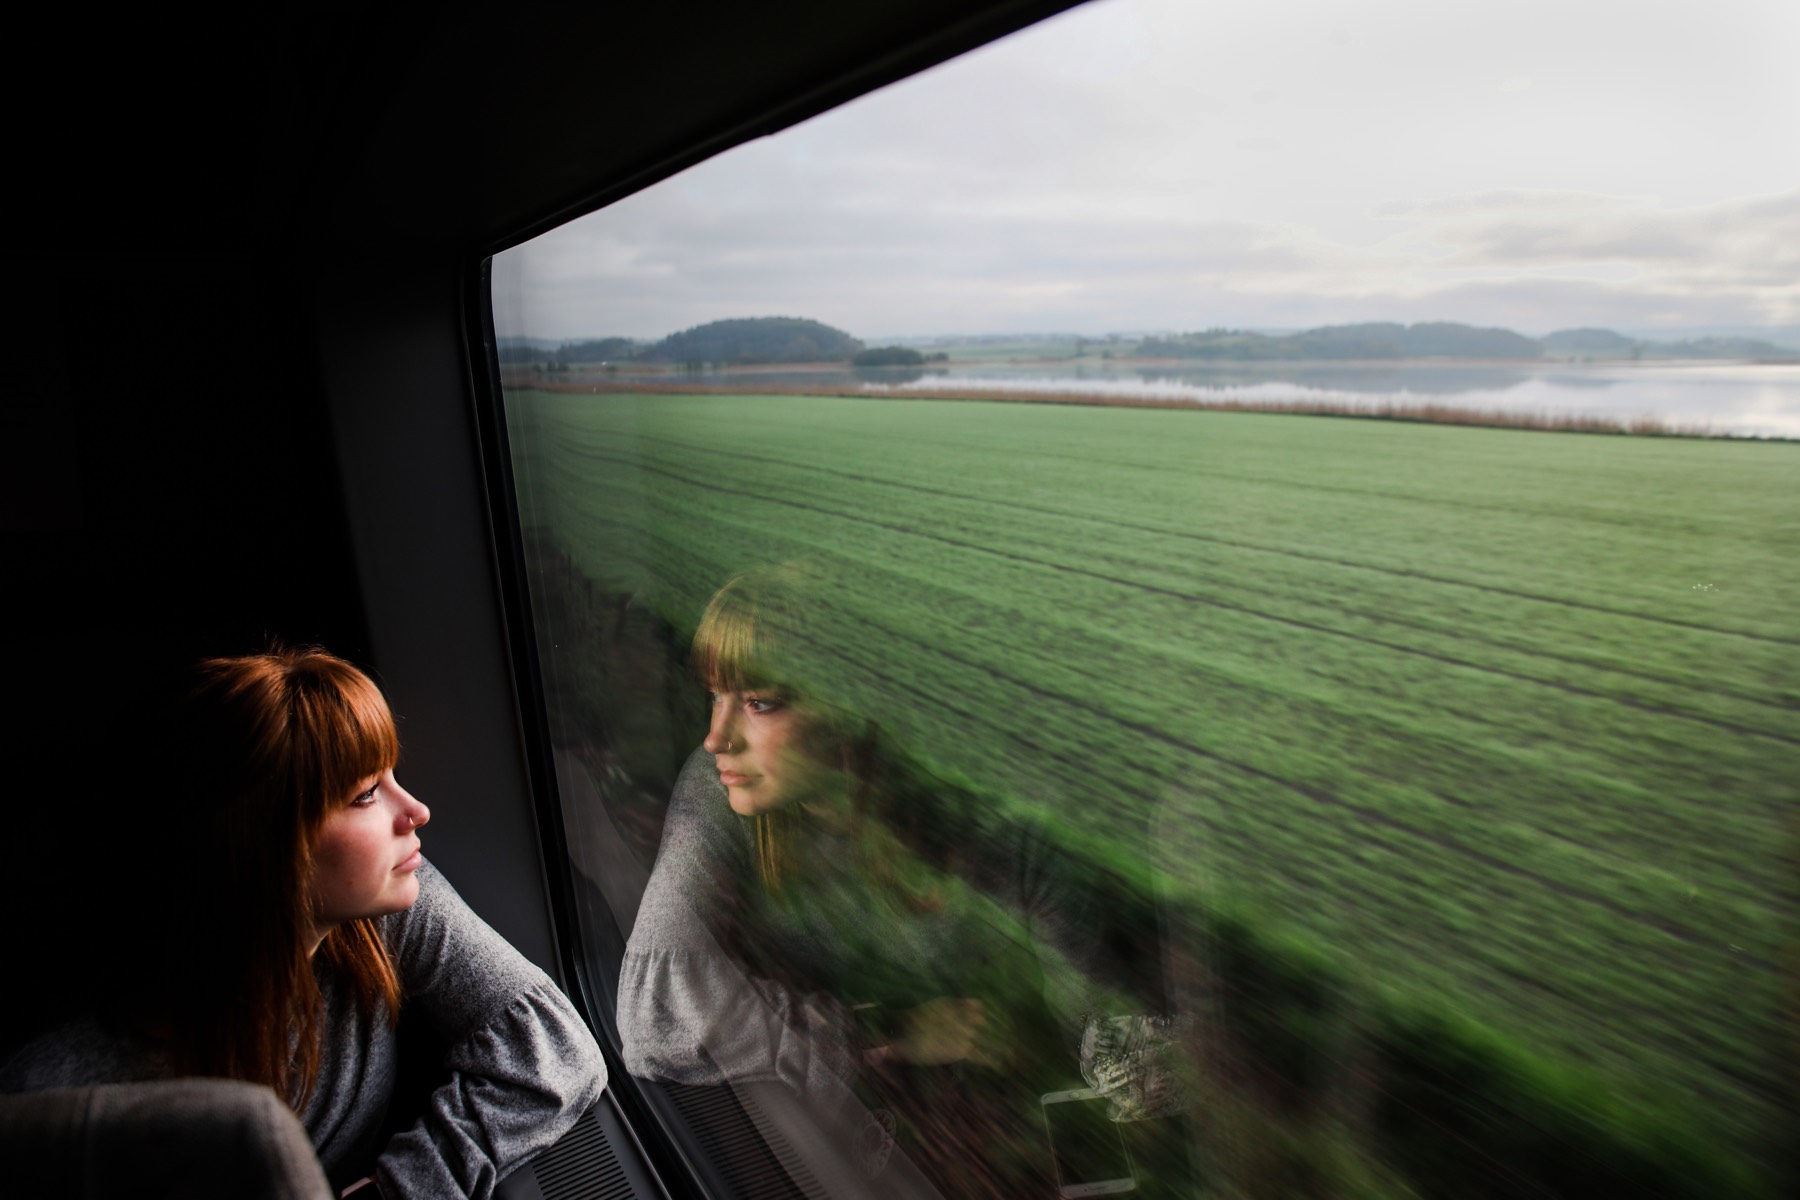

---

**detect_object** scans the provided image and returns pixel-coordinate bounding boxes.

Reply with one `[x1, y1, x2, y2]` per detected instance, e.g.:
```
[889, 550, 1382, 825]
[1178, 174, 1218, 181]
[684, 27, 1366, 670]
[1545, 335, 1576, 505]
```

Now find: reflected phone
[1041, 1087, 1136, 1197]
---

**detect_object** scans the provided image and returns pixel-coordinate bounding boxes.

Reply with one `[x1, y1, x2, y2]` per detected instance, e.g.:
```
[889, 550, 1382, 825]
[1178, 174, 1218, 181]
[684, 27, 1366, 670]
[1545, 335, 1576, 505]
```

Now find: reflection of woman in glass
[619, 567, 1092, 1193]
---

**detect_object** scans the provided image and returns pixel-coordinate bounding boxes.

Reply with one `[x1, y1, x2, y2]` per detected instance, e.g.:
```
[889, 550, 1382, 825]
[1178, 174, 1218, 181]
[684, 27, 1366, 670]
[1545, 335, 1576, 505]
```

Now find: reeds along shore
[503, 375, 1735, 439]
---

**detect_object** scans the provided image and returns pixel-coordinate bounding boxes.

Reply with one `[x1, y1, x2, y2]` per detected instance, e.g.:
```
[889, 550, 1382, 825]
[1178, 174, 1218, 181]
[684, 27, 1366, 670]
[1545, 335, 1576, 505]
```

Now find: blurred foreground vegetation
[506, 389, 1797, 1196]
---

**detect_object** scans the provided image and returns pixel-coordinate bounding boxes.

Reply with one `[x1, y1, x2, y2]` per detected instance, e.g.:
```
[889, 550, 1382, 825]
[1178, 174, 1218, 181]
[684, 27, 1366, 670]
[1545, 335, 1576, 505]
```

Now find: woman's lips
[396, 846, 423, 872]
[717, 770, 751, 787]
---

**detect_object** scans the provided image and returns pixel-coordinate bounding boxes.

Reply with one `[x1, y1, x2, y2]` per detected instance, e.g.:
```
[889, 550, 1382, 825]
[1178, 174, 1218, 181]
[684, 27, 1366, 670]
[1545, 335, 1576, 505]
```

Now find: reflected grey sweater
[0, 862, 606, 1200]
[617, 749, 1098, 1121]
[617, 751, 863, 1122]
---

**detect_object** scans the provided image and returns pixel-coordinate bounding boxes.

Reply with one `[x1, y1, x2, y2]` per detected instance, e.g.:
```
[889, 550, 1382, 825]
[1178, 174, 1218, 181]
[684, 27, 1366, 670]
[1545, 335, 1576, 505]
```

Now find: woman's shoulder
[380, 859, 531, 980]
[669, 747, 734, 824]
[623, 748, 753, 951]
[657, 747, 754, 863]
[372, 859, 582, 1045]
[0, 1018, 166, 1093]
[370, 856, 456, 951]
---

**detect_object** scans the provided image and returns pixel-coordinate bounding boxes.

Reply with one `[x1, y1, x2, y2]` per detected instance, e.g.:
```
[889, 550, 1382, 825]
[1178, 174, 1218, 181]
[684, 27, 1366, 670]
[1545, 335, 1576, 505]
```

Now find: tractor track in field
[612, 421, 1800, 650]
[571, 444, 1800, 751]
[715, 561, 1778, 971]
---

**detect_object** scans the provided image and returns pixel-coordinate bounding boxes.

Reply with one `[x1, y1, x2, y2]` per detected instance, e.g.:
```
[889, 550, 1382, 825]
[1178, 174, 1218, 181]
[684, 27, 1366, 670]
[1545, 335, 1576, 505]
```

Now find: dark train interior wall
[3, 255, 370, 1044]
[2, 0, 1084, 1052]
[3, 12, 386, 1045]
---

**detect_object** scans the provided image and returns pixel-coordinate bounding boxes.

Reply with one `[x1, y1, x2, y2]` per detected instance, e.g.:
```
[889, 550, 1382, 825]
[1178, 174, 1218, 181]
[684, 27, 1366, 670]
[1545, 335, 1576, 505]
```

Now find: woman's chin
[379, 874, 423, 915]
[727, 785, 794, 817]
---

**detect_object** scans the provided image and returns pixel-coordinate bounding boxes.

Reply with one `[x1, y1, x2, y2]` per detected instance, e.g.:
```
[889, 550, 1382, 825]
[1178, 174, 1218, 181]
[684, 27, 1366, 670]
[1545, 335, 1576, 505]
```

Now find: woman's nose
[393, 779, 430, 831]
[703, 704, 739, 755]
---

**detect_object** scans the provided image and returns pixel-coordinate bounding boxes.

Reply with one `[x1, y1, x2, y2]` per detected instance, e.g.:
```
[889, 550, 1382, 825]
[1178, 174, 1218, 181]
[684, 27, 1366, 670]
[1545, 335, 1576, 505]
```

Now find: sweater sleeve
[616, 749, 863, 1124]
[372, 862, 606, 1200]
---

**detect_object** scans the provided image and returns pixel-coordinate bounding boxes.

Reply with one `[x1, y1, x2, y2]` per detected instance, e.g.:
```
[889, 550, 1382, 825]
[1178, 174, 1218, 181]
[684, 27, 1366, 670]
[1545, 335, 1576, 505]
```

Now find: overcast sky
[492, 0, 1800, 343]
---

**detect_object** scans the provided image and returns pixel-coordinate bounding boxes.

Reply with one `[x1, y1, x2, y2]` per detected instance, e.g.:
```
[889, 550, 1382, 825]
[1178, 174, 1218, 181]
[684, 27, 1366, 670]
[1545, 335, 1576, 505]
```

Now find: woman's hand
[877, 997, 1002, 1068]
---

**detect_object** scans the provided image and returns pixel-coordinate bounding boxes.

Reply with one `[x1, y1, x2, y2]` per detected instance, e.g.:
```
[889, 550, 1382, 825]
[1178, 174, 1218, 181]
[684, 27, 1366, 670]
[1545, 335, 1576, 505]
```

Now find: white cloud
[495, 0, 1800, 341]
[1371, 190, 1800, 322]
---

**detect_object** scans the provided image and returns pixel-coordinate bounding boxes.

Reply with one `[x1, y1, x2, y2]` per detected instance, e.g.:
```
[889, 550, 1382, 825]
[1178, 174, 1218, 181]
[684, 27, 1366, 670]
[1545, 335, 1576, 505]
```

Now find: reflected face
[703, 685, 833, 816]
[310, 768, 432, 930]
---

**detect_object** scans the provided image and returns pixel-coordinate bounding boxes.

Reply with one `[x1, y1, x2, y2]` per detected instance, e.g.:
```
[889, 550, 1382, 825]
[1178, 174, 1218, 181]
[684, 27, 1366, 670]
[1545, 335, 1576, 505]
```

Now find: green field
[506, 388, 1798, 1159]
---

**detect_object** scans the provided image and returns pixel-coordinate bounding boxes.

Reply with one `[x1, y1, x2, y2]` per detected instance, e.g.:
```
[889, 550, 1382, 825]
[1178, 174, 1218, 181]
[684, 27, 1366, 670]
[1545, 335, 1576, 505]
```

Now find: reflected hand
[892, 997, 1000, 1067]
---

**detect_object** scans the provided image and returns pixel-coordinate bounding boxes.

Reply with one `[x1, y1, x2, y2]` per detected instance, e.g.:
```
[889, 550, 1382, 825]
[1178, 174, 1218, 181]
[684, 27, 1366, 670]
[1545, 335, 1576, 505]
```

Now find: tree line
[500, 318, 1797, 368]
[1135, 321, 1795, 362]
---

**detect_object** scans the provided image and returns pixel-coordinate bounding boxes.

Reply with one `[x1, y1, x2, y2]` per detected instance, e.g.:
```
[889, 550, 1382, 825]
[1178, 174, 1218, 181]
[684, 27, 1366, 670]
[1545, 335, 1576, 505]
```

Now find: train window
[490, 0, 1797, 1196]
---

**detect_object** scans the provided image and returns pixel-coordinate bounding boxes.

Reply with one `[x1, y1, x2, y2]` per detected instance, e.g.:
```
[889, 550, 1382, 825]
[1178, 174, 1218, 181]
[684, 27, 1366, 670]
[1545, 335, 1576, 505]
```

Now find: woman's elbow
[575, 1035, 608, 1107]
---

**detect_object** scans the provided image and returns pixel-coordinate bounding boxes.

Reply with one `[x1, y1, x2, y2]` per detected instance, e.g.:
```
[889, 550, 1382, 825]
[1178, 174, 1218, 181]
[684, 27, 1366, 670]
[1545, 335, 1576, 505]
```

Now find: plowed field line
[824, 592, 1771, 969]
[615, 430, 1800, 652]
[859, 423, 1771, 548]
[572, 446, 1800, 748]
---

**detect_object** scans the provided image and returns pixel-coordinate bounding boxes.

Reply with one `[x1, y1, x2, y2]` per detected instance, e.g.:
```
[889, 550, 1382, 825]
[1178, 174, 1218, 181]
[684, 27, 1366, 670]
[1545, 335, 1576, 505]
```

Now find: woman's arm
[374, 862, 605, 1200]
[617, 749, 867, 1119]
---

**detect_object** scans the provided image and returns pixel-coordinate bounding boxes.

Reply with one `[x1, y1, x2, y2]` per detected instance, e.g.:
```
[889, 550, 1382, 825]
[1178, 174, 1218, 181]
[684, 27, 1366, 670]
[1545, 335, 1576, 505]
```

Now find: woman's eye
[352, 782, 379, 807]
[745, 695, 785, 715]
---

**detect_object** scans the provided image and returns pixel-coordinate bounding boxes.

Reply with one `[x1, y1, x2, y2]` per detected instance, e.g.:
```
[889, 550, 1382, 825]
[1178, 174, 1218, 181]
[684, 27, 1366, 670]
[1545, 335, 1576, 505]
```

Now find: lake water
[585, 360, 1800, 438]
[874, 361, 1800, 438]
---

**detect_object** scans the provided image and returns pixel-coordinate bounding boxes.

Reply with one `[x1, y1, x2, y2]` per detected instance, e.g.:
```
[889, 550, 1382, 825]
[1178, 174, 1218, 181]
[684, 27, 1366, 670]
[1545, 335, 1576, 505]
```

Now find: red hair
[146, 647, 404, 1107]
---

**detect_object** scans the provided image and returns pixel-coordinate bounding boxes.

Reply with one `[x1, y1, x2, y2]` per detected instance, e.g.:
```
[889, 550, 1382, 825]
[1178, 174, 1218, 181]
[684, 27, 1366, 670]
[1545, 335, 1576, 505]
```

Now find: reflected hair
[693, 569, 809, 888]
[692, 566, 800, 698]
[691, 567, 890, 892]
[146, 646, 404, 1107]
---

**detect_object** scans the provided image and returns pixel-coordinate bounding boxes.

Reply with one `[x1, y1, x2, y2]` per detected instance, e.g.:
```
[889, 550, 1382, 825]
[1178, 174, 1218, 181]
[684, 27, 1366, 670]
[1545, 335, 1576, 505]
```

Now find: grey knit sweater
[0, 862, 605, 1200]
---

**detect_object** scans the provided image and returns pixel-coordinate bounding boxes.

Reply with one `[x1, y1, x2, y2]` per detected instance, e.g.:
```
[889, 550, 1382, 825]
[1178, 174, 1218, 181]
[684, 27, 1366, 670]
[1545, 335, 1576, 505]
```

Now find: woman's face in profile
[310, 768, 432, 928]
[703, 685, 834, 816]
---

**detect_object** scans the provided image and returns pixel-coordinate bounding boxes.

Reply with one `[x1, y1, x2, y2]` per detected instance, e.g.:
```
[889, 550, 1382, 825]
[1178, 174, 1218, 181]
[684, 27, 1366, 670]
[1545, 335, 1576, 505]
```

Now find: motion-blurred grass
[505, 388, 1798, 1164]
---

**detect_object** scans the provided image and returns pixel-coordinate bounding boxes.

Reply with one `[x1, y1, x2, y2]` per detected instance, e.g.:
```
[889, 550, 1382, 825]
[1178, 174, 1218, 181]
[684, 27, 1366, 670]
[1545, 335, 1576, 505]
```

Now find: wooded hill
[498, 319, 863, 367]
[642, 317, 863, 365]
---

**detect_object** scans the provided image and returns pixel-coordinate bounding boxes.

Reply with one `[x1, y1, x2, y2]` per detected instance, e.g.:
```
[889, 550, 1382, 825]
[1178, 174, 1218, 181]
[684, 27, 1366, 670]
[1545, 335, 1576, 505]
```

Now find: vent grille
[533, 1107, 634, 1200]
[665, 1083, 824, 1200]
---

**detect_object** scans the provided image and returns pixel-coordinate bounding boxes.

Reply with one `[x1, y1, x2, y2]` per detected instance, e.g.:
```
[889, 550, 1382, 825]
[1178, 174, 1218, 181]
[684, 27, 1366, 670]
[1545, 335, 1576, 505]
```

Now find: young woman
[0, 648, 605, 1200]
[618, 567, 1096, 1193]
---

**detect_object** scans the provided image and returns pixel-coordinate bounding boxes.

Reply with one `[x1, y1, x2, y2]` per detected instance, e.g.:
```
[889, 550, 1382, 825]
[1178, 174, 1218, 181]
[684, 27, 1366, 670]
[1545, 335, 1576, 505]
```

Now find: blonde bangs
[692, 579, 766, 693]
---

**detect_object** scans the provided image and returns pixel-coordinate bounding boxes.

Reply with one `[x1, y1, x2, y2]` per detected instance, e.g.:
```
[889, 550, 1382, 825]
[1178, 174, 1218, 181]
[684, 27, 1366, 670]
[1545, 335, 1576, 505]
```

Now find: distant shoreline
[503, 371, 1795, 440]
[510, 353, 1800, 374]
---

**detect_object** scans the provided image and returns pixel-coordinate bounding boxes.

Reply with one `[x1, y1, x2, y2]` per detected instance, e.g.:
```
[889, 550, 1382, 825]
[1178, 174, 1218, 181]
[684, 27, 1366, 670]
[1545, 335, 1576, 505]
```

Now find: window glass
[492, 1, 1798, 1196]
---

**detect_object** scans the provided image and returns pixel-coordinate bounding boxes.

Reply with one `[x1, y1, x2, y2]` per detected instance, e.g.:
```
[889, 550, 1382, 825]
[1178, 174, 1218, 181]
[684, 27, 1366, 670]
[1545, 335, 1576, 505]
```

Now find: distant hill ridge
[500, 318, 1798, 365]
[1136, 322, 1796, 361]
